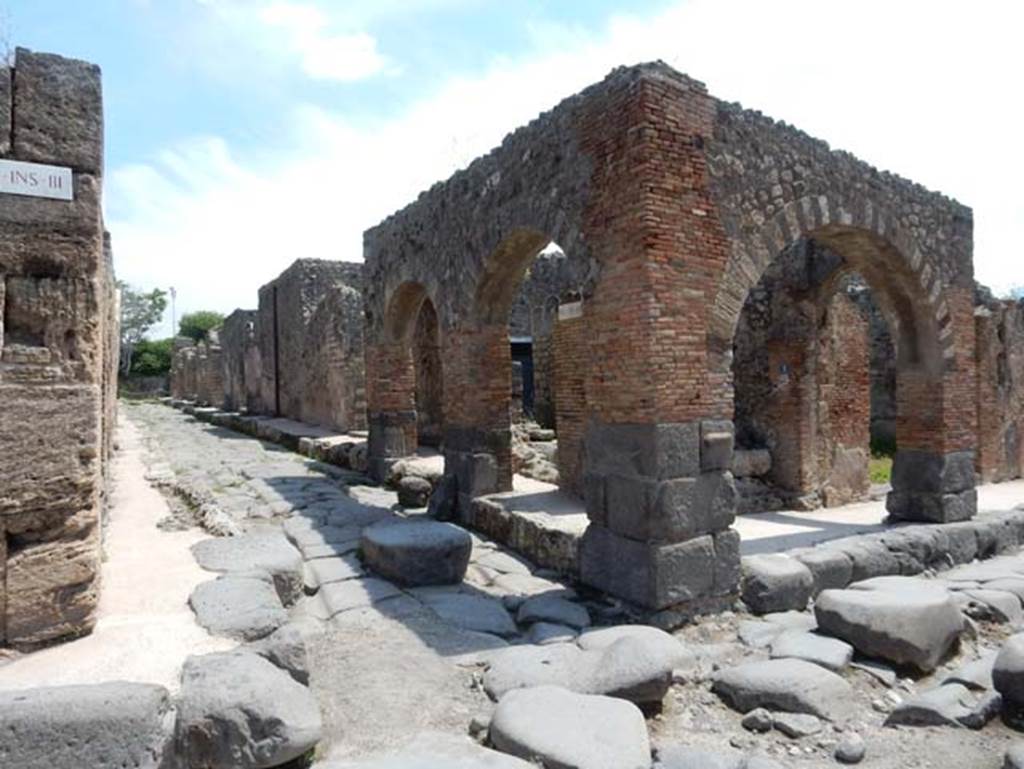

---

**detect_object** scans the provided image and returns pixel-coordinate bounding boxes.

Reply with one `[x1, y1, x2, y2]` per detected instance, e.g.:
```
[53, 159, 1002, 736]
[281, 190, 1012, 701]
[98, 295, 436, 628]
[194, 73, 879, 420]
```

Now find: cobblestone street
[110, 401, 1024, 767]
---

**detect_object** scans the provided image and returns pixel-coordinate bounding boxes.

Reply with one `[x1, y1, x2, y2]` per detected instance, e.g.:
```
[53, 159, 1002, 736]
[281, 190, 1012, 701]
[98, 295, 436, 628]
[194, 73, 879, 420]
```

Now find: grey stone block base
[578, 525, 739, 611]
[887, 488, 977, 523]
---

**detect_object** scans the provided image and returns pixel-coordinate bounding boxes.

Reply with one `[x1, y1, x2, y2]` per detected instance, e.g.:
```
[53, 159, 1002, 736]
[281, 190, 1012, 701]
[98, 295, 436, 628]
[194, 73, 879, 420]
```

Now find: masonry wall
[220, 309, 259, 412]
[975, 294, 1024, 482]
[0, 49, 117, 648]
[552, 311, 586, 495]
[302, 284, 367, 431]
[256, 259, 362, 423]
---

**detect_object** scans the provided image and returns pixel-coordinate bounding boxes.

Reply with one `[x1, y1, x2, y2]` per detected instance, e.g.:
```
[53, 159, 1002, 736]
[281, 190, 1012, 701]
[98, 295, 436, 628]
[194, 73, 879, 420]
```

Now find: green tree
[130, 338, 174, 376]
[179, 310, 225, 342]
[119, 282, 168, 374]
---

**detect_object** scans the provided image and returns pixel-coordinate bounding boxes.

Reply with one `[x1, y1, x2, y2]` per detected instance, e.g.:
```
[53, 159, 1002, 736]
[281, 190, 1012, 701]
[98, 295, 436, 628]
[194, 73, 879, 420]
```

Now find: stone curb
[741, 508, 1024, 613]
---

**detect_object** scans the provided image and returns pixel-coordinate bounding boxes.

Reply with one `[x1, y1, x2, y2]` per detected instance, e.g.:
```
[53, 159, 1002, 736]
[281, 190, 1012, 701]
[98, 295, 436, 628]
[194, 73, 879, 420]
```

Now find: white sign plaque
[0, 159, 74, 201]
[558, 300, 583, 321]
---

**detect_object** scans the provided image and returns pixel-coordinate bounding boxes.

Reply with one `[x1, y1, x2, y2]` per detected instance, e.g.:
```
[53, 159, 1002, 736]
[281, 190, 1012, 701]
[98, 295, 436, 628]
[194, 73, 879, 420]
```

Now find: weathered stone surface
[884, 683, 1001, 729]
[577, 624, 693, 669]
[814, 582, 963, 672]
[395, 474, 431, 507]
[484, 631, 684, 705]
[319, 577, 403, 617]
[421, 592, 518, 638]
[741, 554, 813, 614]
[0, 682, 174, 769]
[249, 622, 310, 684]
[792, 548, 853, 594]
[4, 532, 100, 646]
[528, 621, 578, 645]
[516, 594, 590, 629]
[12, 48, 103, 172]
[318, 731, 537, 768]
[771, 711, 822, 738]
[994, 633, 1024, 708]
[769, 630, 853, 671]
[308, 554, 364, 586]
[958, 588, 1024, 625]
[943, 650, 997, 691]
[654, 745, 744, 769]
[489, 685, 651, 769]
[189, 574, 287, 640]
[361, 519, 472, 586]
[192, 530, 304, 604]
[1006, 742, 1024, 769]
[712, 658, 853, 720]
[178, 651, 322, 769]
[834, 733, 866, 765]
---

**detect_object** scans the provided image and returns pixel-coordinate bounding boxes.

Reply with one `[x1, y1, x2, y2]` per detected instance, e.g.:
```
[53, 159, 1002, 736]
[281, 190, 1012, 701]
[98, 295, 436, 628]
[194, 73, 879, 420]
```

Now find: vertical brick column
[574, 68, 740, 614]
[552, 311, 586, 496]
[440, 324, 511, 512]
[887, 285, 978, 523]
[365, 340, 417, 480]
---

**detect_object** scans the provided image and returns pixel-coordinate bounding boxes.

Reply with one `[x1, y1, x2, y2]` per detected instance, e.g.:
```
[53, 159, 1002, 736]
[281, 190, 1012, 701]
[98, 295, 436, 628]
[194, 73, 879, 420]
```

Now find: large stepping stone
[361, 519, 472, 586]
[711, 658, 853, 721]
[0, 682, 175, 769]
[420, 593, 519, 638]
[320, 577, 403, 617]
[994, 633, 1024, 708]
[943, 649, 997, 691]
[483, 628, 693, 705]
[741, 554, 814, 614]
[884, 683, 1001, 729]
[317, 731, 536, 768]
[517, 594, 590, 629]
[179, 651, 322, 769]
[814, 581, 962, 672]
[192, 530, 304, 604]
[769, 631, 853, 672]
[489, 685, 651, 769]
[189, 574, 287, 640]
[249, 622, 311, 684]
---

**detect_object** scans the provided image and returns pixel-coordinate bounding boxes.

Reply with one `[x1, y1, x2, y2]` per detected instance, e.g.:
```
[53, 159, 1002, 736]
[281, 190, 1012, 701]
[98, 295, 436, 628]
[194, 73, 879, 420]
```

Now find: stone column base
[578, 525, 739, 611]
[887, 449, 977, 523]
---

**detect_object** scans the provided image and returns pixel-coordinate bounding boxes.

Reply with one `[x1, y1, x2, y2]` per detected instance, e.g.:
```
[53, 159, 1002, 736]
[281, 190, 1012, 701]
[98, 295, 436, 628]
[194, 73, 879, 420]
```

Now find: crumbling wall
[302, 284, 366, 431]
[975, 293, 1024, 482]
[220, 309, 258, 412]
[256, 259, 362, 421]
[0, 48, 117, 648]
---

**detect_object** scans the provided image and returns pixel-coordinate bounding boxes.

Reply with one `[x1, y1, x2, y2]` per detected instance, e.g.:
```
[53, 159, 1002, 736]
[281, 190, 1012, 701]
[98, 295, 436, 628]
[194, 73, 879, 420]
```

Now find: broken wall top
[0, 48, 104, 279]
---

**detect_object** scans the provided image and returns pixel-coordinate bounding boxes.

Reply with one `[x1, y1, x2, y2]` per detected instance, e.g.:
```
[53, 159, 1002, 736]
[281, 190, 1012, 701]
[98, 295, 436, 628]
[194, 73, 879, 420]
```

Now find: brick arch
[364, 280, 444, 473]
[709, 192, 976, 523]
[709, 194, 953, 383]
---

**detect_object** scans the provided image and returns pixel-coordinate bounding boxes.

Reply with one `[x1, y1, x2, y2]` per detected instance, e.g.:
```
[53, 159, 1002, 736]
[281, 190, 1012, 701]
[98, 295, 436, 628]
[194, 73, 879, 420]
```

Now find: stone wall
[169, 337, 223, 407]
[0, 48, 118, 648]
[255, 259, 362, 424]
[302, 284, 366, 431]
[220, 309, 259, 412]
[975, 291, 1024, 482]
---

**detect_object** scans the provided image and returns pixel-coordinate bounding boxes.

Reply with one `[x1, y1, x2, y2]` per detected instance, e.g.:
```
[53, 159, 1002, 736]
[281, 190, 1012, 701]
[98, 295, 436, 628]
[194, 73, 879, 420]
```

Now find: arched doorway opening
[731, 238, 898, 513]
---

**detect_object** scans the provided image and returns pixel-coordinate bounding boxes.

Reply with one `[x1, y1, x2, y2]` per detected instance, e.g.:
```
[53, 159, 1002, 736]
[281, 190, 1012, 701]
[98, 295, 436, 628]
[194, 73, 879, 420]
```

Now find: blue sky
[4, 1, 1022, 336]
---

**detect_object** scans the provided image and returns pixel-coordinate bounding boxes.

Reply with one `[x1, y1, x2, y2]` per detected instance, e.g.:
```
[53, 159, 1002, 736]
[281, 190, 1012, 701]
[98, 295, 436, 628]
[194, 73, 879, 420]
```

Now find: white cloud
[259, 2, 390, 82]
[108, 0, 1024, 337]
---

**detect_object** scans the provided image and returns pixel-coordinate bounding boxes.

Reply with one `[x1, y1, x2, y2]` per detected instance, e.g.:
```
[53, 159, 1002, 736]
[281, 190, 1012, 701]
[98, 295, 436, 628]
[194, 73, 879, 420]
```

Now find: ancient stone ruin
[359, 62, 981, 616]
[10, 47, 1024, 769]
[0, 49, 118, 648]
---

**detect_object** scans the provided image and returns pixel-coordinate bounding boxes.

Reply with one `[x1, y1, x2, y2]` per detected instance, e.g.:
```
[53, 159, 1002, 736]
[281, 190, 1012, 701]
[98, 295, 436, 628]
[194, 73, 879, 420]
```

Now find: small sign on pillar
[0, 159, 74, 201]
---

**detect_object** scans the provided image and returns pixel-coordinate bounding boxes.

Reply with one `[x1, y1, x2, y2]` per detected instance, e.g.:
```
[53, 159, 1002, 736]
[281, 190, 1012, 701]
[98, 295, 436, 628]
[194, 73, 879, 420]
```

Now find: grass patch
[869, 454, 893, 484]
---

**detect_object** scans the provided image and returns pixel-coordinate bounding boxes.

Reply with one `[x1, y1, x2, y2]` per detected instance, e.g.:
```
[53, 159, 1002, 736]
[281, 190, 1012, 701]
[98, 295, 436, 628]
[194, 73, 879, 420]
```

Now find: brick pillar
[365, 340, 417, 480]
[887, 286, 978, 523]
[441, 324, 511, 512]
[552, 310, 586, 496]
[574, 70, 740, 615]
